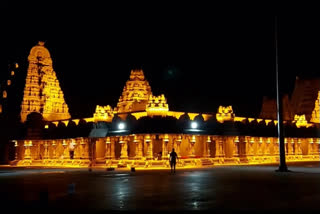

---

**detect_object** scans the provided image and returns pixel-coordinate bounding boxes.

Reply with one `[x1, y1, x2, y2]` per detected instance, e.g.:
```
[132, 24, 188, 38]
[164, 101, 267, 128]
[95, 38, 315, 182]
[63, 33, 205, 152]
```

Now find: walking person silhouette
[169, 148, 178, 173]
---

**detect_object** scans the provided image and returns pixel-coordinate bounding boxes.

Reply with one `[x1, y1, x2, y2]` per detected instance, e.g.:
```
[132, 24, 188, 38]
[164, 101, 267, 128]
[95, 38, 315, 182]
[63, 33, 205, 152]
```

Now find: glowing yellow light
[106, 137, 111, 144]
[20, 41, 71, 122]
[207, 136, 212, 143]
[191, 135, 196, 143]
[11, 71, 15, 76]
[234, 136, 239, 143]
[3, 90, 7, 98]
[310, 91, 320, 123]
[45, 125, 49, 129]
[24, 140, 32, 147]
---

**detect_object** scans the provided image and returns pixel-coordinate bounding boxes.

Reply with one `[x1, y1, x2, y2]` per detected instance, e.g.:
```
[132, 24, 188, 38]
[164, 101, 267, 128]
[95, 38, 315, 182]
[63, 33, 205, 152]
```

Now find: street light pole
[275, 16, 288, 172]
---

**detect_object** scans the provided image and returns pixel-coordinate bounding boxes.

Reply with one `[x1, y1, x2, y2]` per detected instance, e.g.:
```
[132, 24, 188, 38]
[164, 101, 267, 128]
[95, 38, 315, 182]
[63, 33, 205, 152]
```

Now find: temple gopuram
[5, 42, 320, 168]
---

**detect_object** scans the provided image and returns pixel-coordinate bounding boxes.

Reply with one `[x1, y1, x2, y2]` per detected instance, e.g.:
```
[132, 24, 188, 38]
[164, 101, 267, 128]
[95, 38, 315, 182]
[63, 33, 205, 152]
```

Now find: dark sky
[2, 2, 320, 119]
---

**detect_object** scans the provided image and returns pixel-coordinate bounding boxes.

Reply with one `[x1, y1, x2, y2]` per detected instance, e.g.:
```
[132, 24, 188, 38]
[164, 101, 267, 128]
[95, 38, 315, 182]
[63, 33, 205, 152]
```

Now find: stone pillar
[14, 141, 18, 160]
[145, 138, 153, 160]
[175, 137, 182, 157]
[105, 138, 112, 159]
[274, 138, 279, 156]
[233, 137, 240, 158]
[135, 139, 143, 159]
[80, 139, 89, 159]
[189, 135, 196, 158]
[288, 139, 294, 155]
[313, 139, 318, 155]
[24, 140, 32, 159]
[265, 138, 271, 155]
[248, 137, 255, 156]
[284, 139, 289, 155]
[162, 139, 169, 160]
[308, 139, 313, 155]
[257, 138, 263, 156]
[315, 139, 320, 155]
[297, 139, 302, 155]
[206, 136, 211, 158]
[51, 141, 57, 159]
[119, 139, 128, 159]
[239, 137, 248, 158]
[44, 141, 49, 159]
[72, 140, 78, 159]
[214, 137, 225, 158]
[62, 140, 69, 159]
[110, 139, 116, 160]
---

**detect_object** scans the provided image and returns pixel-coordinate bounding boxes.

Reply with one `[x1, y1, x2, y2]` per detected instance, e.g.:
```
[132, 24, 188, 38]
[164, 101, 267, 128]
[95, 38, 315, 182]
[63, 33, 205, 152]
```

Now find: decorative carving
[146, 94, 169, 116]
[310, 91, 320, 123]
[216, 106, 235, 123]
[93, 105, 114, 122]
[20, 41, 70, 122]
[116, 69, 152, 113]
[293, 114, 313, 128]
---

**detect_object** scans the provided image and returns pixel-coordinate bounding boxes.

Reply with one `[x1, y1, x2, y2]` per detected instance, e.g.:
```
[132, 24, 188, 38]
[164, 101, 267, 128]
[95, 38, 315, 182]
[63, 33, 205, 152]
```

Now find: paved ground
[1, 162, 320, 213]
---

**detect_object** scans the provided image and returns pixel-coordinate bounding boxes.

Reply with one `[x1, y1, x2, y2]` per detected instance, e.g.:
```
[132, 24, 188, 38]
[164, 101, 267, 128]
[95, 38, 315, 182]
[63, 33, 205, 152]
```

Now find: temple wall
[11, 135, 320, 167]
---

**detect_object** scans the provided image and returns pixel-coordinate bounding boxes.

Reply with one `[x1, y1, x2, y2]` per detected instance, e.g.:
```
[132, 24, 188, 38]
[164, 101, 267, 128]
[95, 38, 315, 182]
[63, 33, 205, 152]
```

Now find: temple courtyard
[1, 162, 320, 212]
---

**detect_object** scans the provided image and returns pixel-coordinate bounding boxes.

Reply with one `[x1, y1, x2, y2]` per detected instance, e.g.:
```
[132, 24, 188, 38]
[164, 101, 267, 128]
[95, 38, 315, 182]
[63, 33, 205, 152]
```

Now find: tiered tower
[310, 91, 320, 123]
[290, 78, 320, 121]
[116, 69, 152, 113]
[20, 41, 70, 122]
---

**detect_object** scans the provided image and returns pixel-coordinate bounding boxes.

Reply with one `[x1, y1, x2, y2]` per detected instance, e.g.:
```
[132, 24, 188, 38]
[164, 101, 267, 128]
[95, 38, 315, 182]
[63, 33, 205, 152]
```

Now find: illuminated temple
[7, 42, 320, 168]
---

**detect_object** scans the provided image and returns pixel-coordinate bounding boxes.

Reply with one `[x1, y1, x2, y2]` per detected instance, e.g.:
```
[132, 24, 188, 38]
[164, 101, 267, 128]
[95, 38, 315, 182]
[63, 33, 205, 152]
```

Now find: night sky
[2, 2, 320, 119]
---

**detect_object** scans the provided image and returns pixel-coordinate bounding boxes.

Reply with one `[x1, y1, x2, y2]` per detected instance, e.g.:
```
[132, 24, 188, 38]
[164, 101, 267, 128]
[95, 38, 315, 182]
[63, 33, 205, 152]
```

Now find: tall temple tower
[20, 41, 71, 122]
[115, 69, 152, 113]
[290, 78, 320, 121]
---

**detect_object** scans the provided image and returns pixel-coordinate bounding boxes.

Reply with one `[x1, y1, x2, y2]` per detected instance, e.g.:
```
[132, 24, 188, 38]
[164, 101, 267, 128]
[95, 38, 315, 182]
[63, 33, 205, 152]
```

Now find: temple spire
[20, 41, 71, 122]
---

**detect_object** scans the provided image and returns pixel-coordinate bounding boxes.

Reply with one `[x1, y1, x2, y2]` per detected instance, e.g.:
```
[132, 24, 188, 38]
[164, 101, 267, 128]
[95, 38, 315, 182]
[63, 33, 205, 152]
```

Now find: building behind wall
[4, 42, 320, 168]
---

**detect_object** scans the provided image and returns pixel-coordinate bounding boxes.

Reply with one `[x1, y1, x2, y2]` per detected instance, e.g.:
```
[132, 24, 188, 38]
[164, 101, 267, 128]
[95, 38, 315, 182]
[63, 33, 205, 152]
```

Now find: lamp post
[275, 16, 288, 172]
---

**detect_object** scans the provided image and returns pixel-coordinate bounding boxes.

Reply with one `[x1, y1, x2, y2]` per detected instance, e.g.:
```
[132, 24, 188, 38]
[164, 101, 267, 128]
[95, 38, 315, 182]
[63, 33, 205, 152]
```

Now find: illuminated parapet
[20, 41, 70, 122]
[116, 69, 152, 113]
[216, 106, 235, 123]
[293, 114, 313, 128]
[146, 94, 169, 116]
[93, 105, 114, 122]
[310, 91, 320, 123]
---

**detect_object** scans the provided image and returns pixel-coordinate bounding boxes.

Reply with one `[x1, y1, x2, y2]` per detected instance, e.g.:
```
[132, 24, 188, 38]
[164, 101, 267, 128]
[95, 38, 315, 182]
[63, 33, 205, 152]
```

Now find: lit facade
[9, 42, 320, 169]
[20, 41, 70, 122]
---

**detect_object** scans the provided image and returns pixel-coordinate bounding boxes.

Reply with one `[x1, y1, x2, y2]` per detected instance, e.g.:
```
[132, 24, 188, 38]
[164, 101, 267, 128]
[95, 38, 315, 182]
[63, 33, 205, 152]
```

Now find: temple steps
[200, 158, 214, 166]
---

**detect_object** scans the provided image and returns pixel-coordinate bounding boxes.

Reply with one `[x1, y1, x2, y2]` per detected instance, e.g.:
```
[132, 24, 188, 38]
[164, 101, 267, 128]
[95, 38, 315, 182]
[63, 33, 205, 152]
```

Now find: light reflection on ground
[1, 162, 320, 211]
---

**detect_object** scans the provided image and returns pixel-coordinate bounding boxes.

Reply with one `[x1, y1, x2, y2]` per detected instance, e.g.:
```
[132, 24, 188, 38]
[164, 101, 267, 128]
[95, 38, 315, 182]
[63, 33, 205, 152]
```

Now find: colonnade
[12, 135, 320, 166]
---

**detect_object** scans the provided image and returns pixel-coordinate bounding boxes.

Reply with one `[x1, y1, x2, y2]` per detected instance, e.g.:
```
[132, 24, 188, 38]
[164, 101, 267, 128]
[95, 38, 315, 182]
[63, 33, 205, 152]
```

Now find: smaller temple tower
[115, 69, 152, 113]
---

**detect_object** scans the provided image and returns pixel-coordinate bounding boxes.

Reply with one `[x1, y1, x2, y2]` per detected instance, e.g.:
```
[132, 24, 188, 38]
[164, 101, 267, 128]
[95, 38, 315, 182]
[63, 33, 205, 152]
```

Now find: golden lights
[20, 41, 70, 122]
[3, 90, 7, 98]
